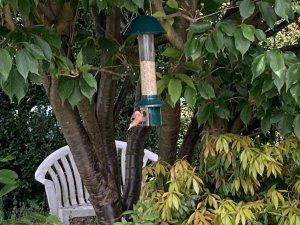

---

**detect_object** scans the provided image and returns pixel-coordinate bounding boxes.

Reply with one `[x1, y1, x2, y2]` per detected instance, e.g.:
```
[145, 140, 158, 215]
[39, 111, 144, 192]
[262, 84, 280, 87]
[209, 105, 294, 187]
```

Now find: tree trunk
[123, 126, 150, 210]
[158, 103, 181, 164]
[95, 8, 121, 191]
[42, 75, 122, 224]
[178, 115, 203, 162]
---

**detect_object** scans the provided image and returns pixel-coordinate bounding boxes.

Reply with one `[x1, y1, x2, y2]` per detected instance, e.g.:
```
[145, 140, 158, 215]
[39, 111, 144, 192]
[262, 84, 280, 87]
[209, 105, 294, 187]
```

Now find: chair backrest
[34, 140, 158, 215]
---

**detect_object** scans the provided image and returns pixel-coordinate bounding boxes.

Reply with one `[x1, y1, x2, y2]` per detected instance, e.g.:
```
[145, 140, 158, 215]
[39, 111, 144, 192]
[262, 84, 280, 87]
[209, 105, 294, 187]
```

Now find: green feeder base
[136, 95, 163, 127]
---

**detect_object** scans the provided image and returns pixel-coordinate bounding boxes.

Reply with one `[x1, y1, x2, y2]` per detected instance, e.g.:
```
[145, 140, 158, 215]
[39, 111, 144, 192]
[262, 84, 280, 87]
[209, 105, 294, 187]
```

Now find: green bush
[117, 134, 300, 225]
[0, 85, 65, 218]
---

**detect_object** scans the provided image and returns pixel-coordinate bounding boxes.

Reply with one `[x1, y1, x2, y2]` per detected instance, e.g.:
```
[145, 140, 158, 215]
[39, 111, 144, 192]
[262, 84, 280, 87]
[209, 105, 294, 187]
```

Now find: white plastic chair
[34, 140, 158, 225]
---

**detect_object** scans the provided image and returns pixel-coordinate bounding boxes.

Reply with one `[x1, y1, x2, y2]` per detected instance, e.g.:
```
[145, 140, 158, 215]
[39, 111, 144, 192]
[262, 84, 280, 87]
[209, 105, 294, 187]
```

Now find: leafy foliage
[1, 0, 300, 223]
[0, 85, 65, 218]
[1, 212, 62, 225]
[118, 134, 300, 225]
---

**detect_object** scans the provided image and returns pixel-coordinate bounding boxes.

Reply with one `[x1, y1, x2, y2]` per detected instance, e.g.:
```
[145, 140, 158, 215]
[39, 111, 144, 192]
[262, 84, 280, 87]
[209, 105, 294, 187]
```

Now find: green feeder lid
[136, 95, 164, 108]
[123, 16, 165, 36]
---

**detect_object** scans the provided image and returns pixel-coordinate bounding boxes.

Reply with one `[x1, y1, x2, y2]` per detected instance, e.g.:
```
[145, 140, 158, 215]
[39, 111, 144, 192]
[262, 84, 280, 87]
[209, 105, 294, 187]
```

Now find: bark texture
[95, 8, 121, 191]
[158, 103, 181, 164]
[178, 115, 203, 162]
[123, 126, 150, 210]
[42, 75, 122, 224]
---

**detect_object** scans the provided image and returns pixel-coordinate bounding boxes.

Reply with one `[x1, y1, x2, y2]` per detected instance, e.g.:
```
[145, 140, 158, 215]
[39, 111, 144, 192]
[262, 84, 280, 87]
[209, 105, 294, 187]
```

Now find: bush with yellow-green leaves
[116, 134, 300, 225]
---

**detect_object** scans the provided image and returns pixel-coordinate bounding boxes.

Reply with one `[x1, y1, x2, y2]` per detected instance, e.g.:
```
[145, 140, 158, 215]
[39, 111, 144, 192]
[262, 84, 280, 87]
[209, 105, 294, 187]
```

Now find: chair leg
[58, 210, 70, 225]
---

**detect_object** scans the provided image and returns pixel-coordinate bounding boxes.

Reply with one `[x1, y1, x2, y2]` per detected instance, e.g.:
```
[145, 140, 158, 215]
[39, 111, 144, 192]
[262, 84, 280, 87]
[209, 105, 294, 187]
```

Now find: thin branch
[113, 75, 132, 119]
[166, 6, 238, 23]
[67, 2, 79, 59]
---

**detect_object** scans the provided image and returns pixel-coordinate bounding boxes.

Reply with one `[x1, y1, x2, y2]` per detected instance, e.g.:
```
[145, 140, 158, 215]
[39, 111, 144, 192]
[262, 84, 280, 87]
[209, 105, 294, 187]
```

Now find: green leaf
[16, 49, 39, 79]
[58, 76, 75, 103]
[0, 183, 18, 198]
[254, 29, 267, 42]
[239, 0, 255, 21]
[275, 0, 289, 20]
[213, 29, 224, 51]
[68, 80, 83, 108]
[293, 115, 300, 139]
[152, 11, 166, 18]
[220, 21, 237, 36]
[133, 0, 144, 8]
[286, 63, 300, 89]
[189, 21, 212, 33]
[0, 169, 18, 185]
[0, 49, 12, 81]
[261, 114, 271, 134]
[205, 35, 218, 54]
[184, 87, 197, 108]
[284, 51, 299, 66]
[24, 42, 45, 60]
[182, 62, 202, 73]
[215, 103, 230, 120]
[251, 54, 266, 82]
[168, 78, 182, 106]
[176, 74, 196, 90]
[259, 1, 276, 29]
[123, 0, 138, 12]
[240, 24, 255, 41]
[185, 37, 203, 61]
[272, 72, 285, 92]
[268, 50, 285, 77]
[197, 104, 214, 125]
[81, 73, 97, 89]
[157, 79, 167, 95]
[166, 0, 178, 9]
[1, 68, 27, 102]
[278, 113, 293, 136]
[82, 39, 96, 64]
[224, 36, 239, 57]
[18, 0, 30, 18]
[33, 35, 52, 61]
[290, 84, 300, 104]
[95, 0, 107, 9]
[79, 64, 92, 75]
[240, 104, 251, 126]
[198, 81, 215, 100]
[79, 75, 97, 102]
[234, 30, 251, 57]
[162, 47, 181, 58]
[76, 50, 83, 68]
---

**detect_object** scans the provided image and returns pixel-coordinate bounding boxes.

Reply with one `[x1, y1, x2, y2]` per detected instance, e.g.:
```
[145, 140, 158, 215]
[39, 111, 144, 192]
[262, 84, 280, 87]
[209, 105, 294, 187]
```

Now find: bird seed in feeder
[140, 61, 157, 96]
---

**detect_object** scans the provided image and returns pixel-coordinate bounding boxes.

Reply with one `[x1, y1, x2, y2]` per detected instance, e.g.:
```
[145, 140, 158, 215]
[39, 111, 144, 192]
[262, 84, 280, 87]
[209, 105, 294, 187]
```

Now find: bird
[128, 110, 144, 130]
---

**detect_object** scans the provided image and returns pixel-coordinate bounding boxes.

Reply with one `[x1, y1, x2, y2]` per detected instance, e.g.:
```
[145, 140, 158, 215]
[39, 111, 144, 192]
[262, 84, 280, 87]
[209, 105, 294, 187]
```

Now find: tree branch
[266, 13, 300, 38]
[178, 115, 203, 162]
[158, 103, 181, 164]
[95, 8, 121, 189]
[113, 75, 132, 119]
[151, 0, 185, 50]
[55, 2, 74, 35]
[77, 98, 103, 160]
[3, 5, 15, 30]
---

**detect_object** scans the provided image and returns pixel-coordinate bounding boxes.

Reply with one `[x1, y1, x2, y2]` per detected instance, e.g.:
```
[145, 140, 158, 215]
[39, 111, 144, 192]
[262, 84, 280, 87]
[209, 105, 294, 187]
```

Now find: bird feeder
[123, 16, 164, 126]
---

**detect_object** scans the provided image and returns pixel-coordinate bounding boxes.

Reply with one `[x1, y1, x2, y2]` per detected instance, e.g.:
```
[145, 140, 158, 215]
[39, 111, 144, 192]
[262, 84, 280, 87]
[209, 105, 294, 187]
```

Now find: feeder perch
[123, 16, 165, 126]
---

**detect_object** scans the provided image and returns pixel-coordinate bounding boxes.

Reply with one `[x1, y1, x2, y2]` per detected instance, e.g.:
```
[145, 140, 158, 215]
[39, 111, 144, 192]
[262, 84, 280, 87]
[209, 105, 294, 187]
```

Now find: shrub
[0, 85, 66, 218]
[117, 133, 300, 225]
